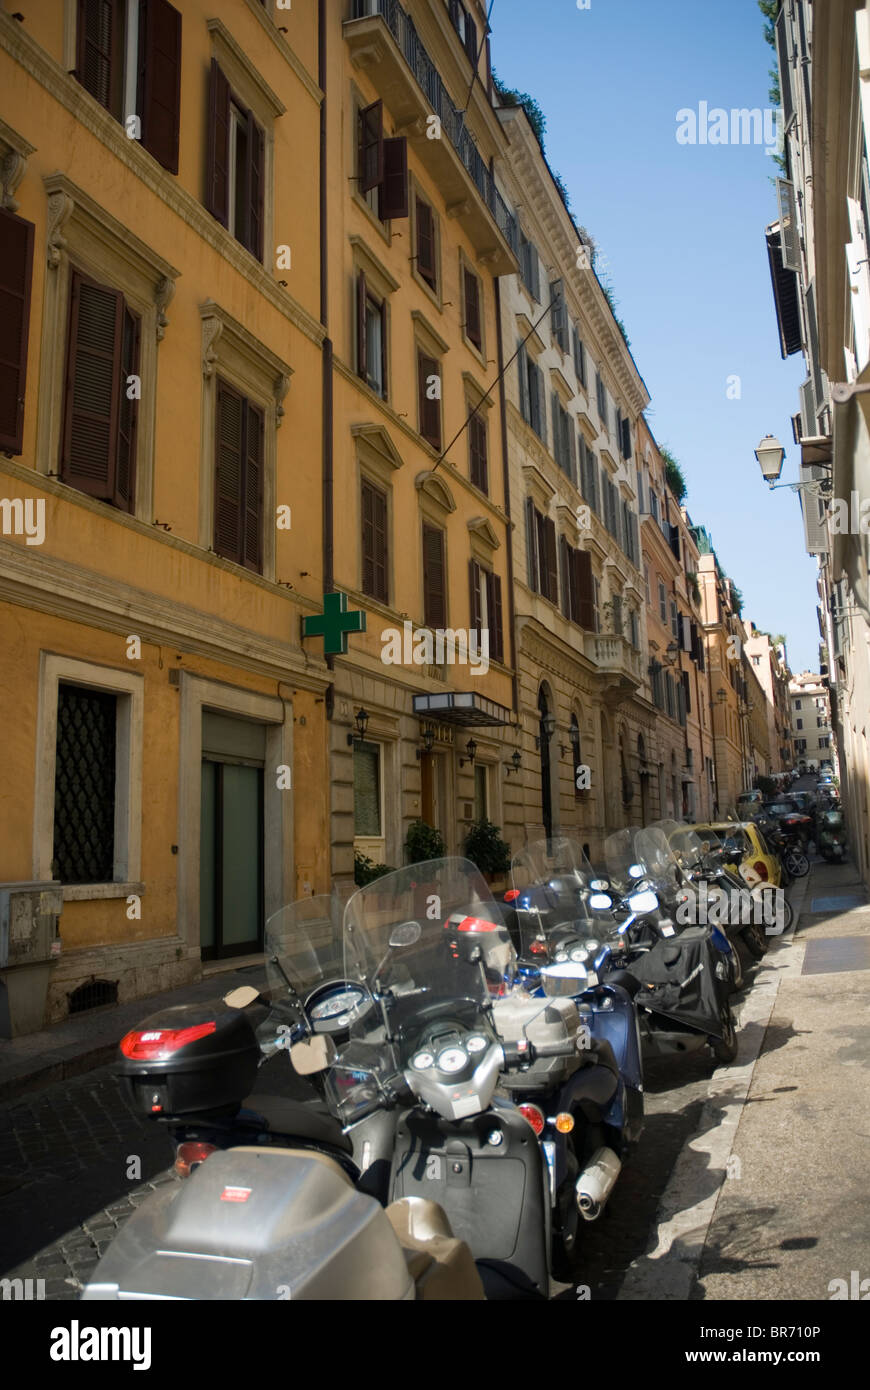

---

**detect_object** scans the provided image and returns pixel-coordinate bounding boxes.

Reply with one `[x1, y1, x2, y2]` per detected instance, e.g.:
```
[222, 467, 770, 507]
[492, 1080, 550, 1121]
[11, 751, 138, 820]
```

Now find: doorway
[200, 712, 265, 960]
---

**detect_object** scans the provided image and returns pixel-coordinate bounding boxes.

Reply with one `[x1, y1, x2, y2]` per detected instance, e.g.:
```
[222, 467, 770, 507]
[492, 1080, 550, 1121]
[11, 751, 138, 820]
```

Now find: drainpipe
[319, 0, 333, 611]
[494, 277, 519, 724]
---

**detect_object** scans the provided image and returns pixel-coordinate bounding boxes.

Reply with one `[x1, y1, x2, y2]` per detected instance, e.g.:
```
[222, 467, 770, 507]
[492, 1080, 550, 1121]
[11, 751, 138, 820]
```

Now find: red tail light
[175, 1141, 217, 1178]
[120, 1021, 217, 1060]
[448, 915, 500, 933]
[504, 889, 520, 902]
[753, 861, 769, 881]
[529, 939, 548, 955]
[518, 1103, 545, 1136]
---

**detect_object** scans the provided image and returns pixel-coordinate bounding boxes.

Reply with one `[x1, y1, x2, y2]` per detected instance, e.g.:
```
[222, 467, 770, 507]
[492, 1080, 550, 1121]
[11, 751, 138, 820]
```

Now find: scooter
[83, 860, 594, 1301]
[817, 809, 847, 862]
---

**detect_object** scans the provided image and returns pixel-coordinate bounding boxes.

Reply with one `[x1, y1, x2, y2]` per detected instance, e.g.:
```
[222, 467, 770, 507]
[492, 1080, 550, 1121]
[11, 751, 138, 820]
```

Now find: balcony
[345, 0, 518, 274]
[584, 633, 643, 693]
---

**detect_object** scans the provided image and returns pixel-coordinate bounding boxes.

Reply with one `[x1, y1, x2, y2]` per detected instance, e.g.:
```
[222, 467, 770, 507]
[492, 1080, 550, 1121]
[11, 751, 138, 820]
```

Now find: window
[670, 600, 679, 640]
[629, 608, 640, 649]
[592, 575, 600, 631]
[525, 500, 558, 604]
[658, 580, 667, 624]
[474, 763, 488, 821]
[356, 271, 387, 398]
[422, 522, 446, 629]
[52, 684, 118, 883]
[596, 370, 606, 423]
[519, 231, 540, 301]
[470, 560, 504, 663]
[361, 478, 389, 603]
[816, 716, 824, 728]
[415, 196, 438, 290]
[354, 741, 382, 837]
[819, 736, 830, 748]
[517, 342, 546, 443]
[449, 0, 478, 65]
[665, 672, 675, 719]
[572, 325, 586, 388]
[0, 206, 35, 455]
[795, 699, 802, 710]
[578, 437, 599, 513]
[417, 351, 442, 450]
[75, 0, 182, 173]
[559, 536, 595, 629]
[356, 100, 409, 223]
[213, 379, 264, 572]
[650, 490, 660, 525]
[650, 660, 664, 710]
[552, 395, 576, 482]
[550, 279, 568, 352]
[469, 411, 488, 493]
[796, 718, 803, 729]
[206, 62, 264, 257]
[61, 270, 140, 513]
[463, 266, 483, 350]
[644, 565, 651, 606]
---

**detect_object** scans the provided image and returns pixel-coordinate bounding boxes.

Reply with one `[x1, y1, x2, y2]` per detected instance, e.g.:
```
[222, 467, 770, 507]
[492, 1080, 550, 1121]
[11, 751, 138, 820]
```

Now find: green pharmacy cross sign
[302, 591, 366, 655]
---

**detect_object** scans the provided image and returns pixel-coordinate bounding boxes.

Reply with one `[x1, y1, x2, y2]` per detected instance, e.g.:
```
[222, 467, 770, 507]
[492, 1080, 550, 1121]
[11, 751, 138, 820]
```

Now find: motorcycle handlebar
[501, 1037, 584, 1068]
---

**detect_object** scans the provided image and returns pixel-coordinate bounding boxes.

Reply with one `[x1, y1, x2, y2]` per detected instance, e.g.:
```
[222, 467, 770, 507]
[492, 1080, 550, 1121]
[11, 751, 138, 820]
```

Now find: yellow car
[692, 821, 783, 888]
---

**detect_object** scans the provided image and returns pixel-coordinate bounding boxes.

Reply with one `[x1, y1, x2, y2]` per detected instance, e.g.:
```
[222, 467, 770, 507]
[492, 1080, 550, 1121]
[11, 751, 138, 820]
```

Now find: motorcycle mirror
[539, 961, 588, 997]
[290, 1034, 337, 1076]
[223, 985, 261, 1009]
[389, 921, 422, 948]
[628, 864, 644, 879]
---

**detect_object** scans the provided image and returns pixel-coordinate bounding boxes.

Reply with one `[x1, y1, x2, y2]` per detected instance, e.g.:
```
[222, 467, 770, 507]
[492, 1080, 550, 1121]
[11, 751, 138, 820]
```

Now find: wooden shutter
[517, 342, 530, 422]
[559, 536, 571, 619]
[76, 0, 123, 115]
[137, 0, 182, 174]
[246, 111, 265, 259]
[464, 268, 481, 347]
[422, 523, 446, 628]
[416, 199, 436, 286]
[566, 415, 576, 485]
[621, 415, 632, 460]
[469, 412, 487, 492]
[206, 59, 231, 225]
[114, 306, 139, 511]
[542, 516, 558, 603]
[61, 272, 123, 500]
[380, 137, 408, 219]
[575, 549, 595, 630]
[469, 559, 482, 634]
[682, 669, 691, 715]
[214, 379, 244, 563]
[0, 207, 35, 455]
[243, 400, 264, 572]
[487, 570, 504, 663]
[418, 352, 441, 449]
[550, 279, 565, 349]
[358, 100, 383, 193]
[361, 479, 388, 602]
[525, 497, 538, 591]
[573, 326, 585, 386]
[356, 270, 367, 382]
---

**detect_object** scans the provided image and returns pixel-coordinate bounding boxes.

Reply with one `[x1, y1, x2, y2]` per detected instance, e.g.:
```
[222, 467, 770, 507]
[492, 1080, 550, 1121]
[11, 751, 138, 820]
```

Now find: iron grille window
[52, 684, 117, 883]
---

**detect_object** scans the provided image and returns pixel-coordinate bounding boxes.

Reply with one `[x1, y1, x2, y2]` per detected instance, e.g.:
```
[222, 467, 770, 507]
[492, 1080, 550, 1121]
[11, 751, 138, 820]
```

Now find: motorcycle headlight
[569, 946, 589, 963]
[627, 889, 659, 914]
[590, 879, 609, 891]
[589, 893, 612, 910]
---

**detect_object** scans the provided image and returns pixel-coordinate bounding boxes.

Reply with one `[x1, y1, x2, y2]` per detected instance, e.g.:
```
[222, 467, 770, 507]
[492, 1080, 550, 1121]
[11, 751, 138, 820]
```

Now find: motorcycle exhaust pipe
[576, 1146, 622, 1221]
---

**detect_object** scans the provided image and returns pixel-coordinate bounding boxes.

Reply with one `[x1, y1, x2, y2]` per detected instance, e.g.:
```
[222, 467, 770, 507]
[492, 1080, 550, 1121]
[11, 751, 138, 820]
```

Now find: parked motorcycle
[817, 808, 847, 863]
[84, 860, 596, 1300]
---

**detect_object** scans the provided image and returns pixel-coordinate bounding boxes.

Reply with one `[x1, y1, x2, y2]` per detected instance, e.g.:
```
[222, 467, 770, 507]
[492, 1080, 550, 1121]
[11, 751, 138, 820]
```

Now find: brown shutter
[422, 523, 446, 629]
[61, 272, 123, 500]
[0, 207, 35, 455]
[543, 517, 558, 603]
[469, 413, 487, 492]
[416, 198, 436, 286]
[381, 137, 409, 219]
[464, 269, 481, 347]
[114, 306, 139, 511]
[76, 0, 123, 116]
[569, 547, 582, 623]
[244, 401, 264, 572]
[214, 379, 244, 563]
[246, 110, 265, 260]
[361, 479, 388, 602]
[206, 59, 231, 226]
[559, 535, 571, 619]
[418, 352, 441, 449]
[358, 100, 383, 193]
[525, 497, 538, 591]
[361, 480, 375, 595]
[575, 549, 595, 630]
[487, 571, 503, 663]
[469, 559, 482, 634]
[137, 0, 182, 174]
[356, 270, 367, 382]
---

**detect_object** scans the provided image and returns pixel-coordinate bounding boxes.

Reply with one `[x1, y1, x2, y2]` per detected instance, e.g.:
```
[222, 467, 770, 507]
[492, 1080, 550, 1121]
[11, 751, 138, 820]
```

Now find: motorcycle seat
[385, 1197, 485, 1300]
[246, 1094, 354, 1155]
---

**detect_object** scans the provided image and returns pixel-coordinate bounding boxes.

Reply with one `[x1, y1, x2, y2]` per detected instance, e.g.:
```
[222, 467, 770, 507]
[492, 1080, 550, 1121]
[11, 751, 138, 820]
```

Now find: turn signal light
[120, 1021, 217, 1060]
[753, 861, 769, 881]
[554, 1112, 574, 1134]
[518, 1103, 545, 1136]
[175, 1141, 217, 1178]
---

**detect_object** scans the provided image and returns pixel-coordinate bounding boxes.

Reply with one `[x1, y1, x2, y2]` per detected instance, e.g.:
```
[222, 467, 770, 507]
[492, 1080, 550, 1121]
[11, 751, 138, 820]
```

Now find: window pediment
[411, 309, 450, 357]
[207, 19, 286, 118]
[515, 312, 545, 358]
[466, 515, 500, 550]
[351, 422, 404, 474]
[350, 234, 400, 297]
[415, 470, 456, 512]
[522, 462, 556, 511]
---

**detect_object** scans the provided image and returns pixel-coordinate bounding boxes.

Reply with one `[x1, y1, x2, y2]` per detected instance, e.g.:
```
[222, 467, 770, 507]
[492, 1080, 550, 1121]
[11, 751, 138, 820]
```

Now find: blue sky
[491, 0, 817, 673]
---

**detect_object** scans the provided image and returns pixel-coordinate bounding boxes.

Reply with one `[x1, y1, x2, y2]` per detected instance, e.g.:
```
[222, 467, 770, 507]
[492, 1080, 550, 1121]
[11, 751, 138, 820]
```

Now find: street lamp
[716, 688, 727, 704]
[754, 432, 832, 494]
[347, 707, 370, 745]
[535, 713, 557, 749]
[664, 639, 681, 666]
[506, 749, 522, 776]
[459, 737, 478, 768]
[415, 722, 436, 759]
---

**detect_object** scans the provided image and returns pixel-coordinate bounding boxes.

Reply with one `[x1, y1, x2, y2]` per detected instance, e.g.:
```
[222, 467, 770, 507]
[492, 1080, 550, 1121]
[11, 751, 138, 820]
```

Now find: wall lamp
[755, 433, 832, 495]
[347, 707, 370, 745]
[505, 750, 522, 776]
[459, 737, 478, 768]
[415, 723, 436, 759]
[535, 712, 556, 749]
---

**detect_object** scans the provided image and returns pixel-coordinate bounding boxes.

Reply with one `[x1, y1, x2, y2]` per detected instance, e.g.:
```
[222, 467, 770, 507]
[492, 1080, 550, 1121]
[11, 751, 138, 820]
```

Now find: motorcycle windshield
[633, 826, 683, 897]
[651, 820, 707, 874]
[603, 827, 641, 889]
[264, 894, 356, 1028]
[509, 836, 594, 957]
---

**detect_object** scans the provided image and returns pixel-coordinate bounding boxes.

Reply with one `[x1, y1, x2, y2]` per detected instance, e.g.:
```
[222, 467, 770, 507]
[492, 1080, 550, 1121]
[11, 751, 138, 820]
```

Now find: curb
[615, 871, 810, 1301]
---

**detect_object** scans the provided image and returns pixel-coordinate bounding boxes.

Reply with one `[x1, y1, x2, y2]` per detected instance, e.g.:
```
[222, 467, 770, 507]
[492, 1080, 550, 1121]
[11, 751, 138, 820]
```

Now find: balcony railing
[584, 633, 643, 684]
[351, 0, 518, 254]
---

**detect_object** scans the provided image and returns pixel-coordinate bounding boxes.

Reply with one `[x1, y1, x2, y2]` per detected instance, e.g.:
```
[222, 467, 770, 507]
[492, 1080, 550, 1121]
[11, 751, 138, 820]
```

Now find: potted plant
[463, 818, 512, 886]
[353, 850, 395, 888]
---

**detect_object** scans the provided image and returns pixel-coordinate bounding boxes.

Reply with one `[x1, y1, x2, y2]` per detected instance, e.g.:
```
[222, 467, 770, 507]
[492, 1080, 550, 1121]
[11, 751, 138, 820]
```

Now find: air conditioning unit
[0, 882, 63, 1037]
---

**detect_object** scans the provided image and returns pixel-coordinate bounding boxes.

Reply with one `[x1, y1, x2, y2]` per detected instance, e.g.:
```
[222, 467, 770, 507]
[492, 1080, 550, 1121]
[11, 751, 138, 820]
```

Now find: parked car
[761, 798, 814, 847]
[693, 821, 784, 888]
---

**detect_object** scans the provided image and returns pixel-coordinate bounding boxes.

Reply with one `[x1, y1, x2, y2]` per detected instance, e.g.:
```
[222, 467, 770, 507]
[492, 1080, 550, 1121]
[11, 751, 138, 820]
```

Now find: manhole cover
[802, 937, 870, 975]
[809, 895, 865, 912]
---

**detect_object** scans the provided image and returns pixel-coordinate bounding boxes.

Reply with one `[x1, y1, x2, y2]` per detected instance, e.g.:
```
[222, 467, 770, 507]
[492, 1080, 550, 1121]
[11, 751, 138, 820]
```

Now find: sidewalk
[0, 960, 267, 1103]
[619, 854, 870, 1301]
